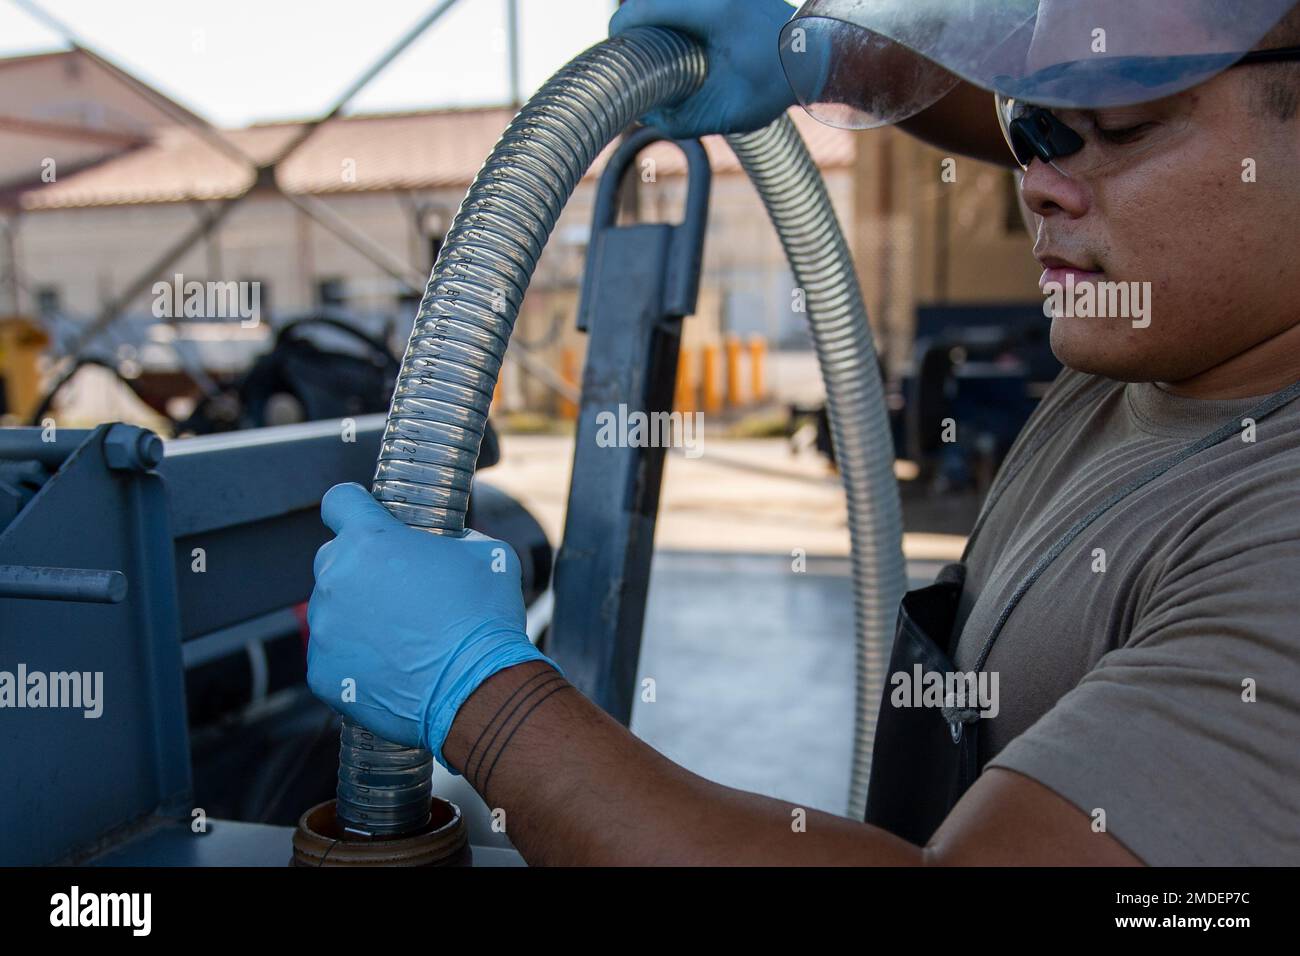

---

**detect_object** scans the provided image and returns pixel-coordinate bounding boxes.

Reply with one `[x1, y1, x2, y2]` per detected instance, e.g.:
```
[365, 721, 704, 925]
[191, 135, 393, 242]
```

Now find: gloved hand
[306, 482, 561, 773]
[610, 0, 798, 138]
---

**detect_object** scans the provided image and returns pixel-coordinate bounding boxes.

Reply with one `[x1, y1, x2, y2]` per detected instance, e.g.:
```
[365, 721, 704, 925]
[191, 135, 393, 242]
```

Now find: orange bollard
[724, 334, 744, 408]
[701, 342, 722, 415]
[559, 346, 578, 420]
[492, 362, 505, 411]
[748, 335, 767, 403]
[0, 317, 50, 423]
[675, 347, 697, 414]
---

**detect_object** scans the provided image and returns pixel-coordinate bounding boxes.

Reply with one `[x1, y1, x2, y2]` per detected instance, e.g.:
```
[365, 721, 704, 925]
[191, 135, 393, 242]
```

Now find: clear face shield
[780, 0, 1300, 174]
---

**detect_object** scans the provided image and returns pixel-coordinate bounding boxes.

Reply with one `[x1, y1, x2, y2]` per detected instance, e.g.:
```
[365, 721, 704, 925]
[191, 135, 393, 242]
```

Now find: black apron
[864, 379, 1300, 845]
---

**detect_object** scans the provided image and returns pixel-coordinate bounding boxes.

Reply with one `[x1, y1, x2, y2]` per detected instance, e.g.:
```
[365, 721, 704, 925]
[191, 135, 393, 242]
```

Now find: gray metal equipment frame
[548, 129, 710, 724]
[0, 417, 384, 865]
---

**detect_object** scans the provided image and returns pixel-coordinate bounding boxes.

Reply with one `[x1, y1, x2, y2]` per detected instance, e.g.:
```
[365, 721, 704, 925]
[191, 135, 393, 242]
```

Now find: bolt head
[104, 425, 163, 472]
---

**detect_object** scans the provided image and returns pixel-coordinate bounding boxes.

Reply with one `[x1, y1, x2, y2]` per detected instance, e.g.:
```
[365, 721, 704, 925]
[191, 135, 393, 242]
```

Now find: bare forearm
[443, 661, 922, 865]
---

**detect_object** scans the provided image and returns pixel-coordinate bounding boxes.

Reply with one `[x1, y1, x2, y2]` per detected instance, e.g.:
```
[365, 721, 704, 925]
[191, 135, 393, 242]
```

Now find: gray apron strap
[972, 379, 1300, 672]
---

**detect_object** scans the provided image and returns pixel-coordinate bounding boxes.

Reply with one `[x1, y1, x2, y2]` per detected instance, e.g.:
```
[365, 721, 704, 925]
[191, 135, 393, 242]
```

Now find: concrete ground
[484, 434, 970, 562]
[485, 434, 977, 817]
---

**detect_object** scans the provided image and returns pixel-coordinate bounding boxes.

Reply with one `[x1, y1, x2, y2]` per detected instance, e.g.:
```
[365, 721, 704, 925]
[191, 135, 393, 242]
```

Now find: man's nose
[1020, 158, 1090, 219]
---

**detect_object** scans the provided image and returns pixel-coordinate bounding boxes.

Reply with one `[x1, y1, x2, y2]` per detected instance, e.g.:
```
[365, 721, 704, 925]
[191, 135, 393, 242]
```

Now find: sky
[0, 0, 617, 127]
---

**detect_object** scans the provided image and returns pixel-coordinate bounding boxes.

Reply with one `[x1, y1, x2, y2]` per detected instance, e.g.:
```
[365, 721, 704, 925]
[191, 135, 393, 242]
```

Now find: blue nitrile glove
[610, 0, 798, 138]
[306, 482, 561, 773]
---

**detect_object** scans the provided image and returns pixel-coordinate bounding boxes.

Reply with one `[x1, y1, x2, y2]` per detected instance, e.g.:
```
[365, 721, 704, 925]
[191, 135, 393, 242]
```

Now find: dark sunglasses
[1003, 45, 1300, 168]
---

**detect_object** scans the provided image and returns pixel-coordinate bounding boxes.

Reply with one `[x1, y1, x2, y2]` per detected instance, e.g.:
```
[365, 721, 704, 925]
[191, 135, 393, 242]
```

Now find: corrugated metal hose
[336, 26, 905, 837]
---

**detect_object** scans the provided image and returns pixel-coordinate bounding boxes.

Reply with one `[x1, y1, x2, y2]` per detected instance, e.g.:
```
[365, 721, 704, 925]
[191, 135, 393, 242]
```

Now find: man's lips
[1037, 256, 1104, 290]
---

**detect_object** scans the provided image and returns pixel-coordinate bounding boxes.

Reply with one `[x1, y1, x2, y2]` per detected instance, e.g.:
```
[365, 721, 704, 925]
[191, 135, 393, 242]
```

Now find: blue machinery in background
[0, 132, 711, 866]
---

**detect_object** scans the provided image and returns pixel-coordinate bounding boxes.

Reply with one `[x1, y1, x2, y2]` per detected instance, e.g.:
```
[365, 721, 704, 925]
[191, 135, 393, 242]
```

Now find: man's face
[1019, 68, 1300, 385]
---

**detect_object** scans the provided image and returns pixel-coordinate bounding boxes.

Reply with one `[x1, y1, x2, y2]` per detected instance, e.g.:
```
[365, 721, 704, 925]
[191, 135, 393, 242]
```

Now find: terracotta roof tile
[19, 106, 854, 211]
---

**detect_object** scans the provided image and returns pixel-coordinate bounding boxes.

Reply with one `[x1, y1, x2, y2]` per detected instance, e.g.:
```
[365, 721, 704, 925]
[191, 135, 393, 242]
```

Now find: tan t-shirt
[953, 367, 1300, 865]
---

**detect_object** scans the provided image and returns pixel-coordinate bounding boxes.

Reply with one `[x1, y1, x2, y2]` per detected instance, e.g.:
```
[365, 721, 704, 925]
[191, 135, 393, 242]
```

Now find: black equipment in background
[180, 316, 400, 434]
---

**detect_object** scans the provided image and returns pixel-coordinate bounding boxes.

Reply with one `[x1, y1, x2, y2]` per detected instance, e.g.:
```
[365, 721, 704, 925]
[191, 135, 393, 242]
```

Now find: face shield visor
[779, 1, 1300, 136]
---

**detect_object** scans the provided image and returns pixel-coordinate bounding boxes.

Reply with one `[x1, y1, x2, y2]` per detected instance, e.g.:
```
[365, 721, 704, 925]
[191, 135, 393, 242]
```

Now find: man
[307, 0, 1300, 864]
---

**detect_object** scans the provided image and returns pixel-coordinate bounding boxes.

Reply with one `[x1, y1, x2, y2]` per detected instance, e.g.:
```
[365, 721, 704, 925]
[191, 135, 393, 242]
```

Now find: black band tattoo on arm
[463, 669, 557, 779]
[462, 668, 570, 795]
[480, 682, 570, 800]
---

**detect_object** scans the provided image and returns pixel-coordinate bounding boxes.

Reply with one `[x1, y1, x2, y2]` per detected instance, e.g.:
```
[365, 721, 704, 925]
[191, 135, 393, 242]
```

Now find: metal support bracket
[548, 128, 711, 724]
